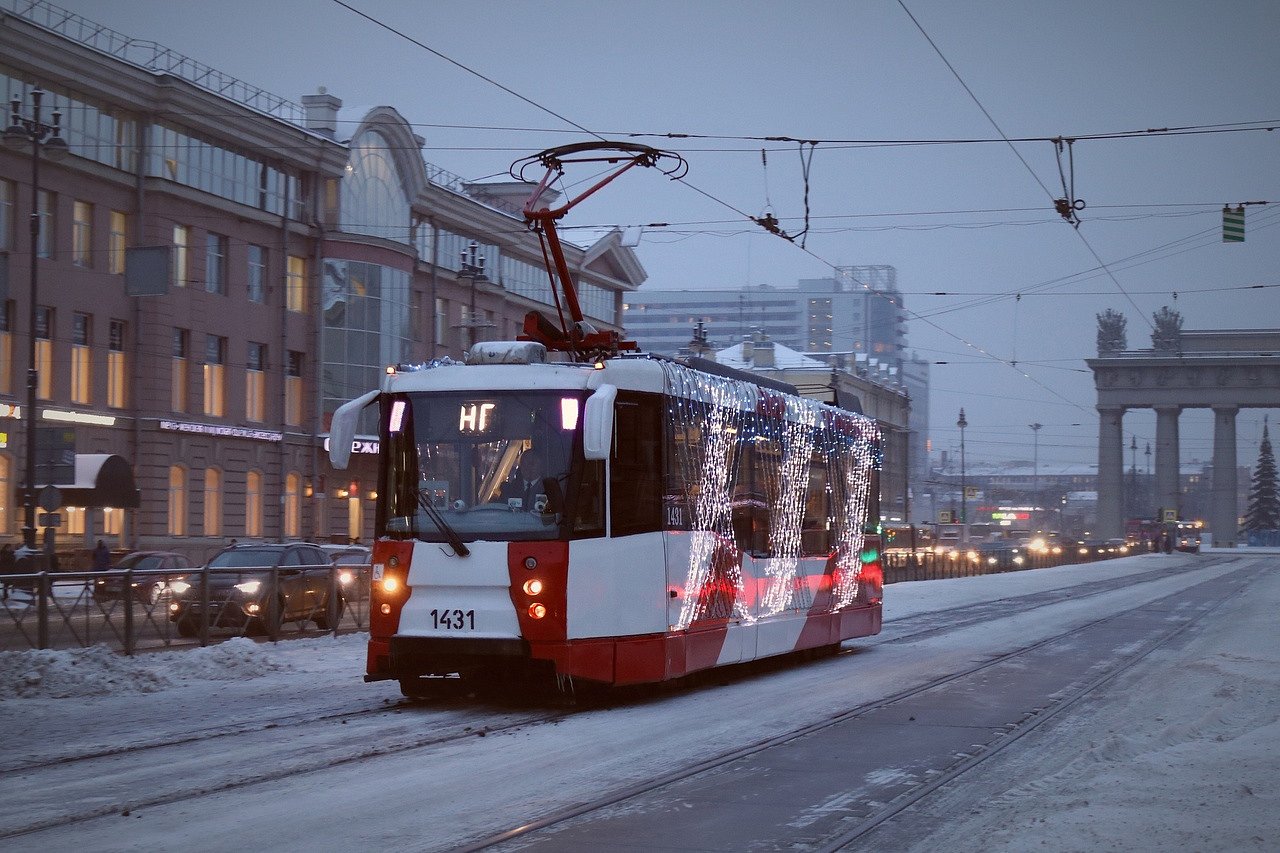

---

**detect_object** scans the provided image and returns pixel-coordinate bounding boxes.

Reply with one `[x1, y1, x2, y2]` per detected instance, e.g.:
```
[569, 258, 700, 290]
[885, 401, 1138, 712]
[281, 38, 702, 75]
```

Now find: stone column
[1211, 406, 1238, 548]
[1154, 406, 1181, 519]
[1097, 406, 1125, 539]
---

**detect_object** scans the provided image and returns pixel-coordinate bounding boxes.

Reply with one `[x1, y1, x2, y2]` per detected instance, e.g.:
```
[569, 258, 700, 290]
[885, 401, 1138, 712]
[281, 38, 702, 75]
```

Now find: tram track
[1, 557, 1236, 845]
[0, 702, 569, 841]
[454, 559, 1257, 852]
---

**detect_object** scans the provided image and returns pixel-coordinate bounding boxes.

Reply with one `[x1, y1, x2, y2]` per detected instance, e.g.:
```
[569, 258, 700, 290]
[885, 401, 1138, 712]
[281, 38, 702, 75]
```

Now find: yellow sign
[1161, 508, 1177, 522]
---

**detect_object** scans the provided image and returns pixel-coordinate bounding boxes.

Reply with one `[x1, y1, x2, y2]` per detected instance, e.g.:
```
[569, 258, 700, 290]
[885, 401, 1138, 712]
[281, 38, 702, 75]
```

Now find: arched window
[340, 129, 409, 244]
[168, 465, 187, 536]
[284, 472, 300, 539]
[245, 470, 262, 537]
[204, 467, 222, 536]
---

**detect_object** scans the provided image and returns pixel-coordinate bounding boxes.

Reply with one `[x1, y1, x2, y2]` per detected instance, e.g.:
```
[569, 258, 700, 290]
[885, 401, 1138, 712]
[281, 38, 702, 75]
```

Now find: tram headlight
[382, 576, 400, 594]
[528, 603, 547, 619]
[522, 579, 543, 596]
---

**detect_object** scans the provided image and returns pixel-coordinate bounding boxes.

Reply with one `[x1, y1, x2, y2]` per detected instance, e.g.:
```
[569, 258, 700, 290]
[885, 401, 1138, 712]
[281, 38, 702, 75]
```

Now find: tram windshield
[380, 390, 595, 542]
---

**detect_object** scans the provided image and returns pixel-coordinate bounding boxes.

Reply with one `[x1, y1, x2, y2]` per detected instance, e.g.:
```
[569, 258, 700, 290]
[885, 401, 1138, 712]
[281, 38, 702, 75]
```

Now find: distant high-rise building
[624, 265, 907, 359]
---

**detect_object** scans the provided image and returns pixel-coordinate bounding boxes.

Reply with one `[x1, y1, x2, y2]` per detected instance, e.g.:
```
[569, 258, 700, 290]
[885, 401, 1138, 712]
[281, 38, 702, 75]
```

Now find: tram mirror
[583, 384, 617, 460]
[329, 389, 380, 469]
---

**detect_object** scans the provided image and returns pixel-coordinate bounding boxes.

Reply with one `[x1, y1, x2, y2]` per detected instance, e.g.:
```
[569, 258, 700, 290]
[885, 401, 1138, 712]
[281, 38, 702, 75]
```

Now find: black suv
[169, 543, 340, 637]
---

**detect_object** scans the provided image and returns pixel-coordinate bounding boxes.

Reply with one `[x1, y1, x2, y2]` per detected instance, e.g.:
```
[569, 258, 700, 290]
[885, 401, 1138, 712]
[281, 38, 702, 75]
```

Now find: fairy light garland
[660, 362, 880, 630]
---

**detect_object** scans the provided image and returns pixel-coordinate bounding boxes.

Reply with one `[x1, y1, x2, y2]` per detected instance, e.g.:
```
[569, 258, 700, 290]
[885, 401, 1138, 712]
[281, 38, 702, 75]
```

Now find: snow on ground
[0, 550, 1276, 852]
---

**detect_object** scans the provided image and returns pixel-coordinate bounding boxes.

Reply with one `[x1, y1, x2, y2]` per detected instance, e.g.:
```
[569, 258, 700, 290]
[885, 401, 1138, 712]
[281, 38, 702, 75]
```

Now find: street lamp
[1030, 422, 1042, 525]
[4, 87, 68, 556]
[457, 240, 492, 351]
[957, 408, 968, 541]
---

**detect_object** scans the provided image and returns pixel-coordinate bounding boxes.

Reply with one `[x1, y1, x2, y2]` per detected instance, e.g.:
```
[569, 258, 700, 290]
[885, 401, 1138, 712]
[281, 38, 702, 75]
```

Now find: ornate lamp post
[4, 87, 68, 555]
[457, 240, 492, 351]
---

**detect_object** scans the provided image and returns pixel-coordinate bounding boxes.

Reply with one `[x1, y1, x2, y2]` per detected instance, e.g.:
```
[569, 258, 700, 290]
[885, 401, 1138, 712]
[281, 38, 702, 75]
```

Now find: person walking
[92, 539, 112, 571]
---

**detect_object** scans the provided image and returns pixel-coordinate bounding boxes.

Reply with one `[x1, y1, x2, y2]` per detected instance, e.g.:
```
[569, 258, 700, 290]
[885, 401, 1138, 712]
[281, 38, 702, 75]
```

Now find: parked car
[321, 545, 371, 594]
[168, 542, 339, 637]
[93, 551, 194, 604]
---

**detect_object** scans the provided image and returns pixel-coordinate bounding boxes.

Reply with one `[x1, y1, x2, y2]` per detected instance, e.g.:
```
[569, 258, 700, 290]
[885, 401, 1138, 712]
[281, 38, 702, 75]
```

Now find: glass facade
[147, 122, 303, 219]
[321, 259, 411, 420]
[0, 70, 137, 173]
[341, 130, 409, 243]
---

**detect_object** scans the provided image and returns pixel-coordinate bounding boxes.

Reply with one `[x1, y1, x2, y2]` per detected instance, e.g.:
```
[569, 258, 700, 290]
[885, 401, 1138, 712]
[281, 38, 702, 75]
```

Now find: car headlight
[234, 580, 262, 594]
[168, 580, 192, 595]
[338, 570, 354, 586]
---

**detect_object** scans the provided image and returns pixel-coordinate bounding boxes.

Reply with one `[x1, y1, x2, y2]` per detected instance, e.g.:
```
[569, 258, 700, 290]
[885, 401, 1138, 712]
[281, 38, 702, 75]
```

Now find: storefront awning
[44, 454, 141, 509]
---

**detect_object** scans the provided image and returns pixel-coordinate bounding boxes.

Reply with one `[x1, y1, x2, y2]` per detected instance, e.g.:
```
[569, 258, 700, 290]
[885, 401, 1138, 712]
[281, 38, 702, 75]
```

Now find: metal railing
[883, 540, 1150, 583]
[1, 565, 369, 653]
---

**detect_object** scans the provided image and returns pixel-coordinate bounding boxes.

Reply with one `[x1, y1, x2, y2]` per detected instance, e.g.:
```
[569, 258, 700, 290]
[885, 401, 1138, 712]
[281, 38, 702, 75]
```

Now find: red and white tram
[329, 346, 883, 694]
[327, 142, 883, 695]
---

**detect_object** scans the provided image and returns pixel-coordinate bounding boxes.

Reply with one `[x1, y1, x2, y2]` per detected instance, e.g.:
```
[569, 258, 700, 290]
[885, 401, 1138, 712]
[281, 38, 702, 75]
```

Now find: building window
[0, 179, 12, 252]
[35, 306, 52, 400]
[285, 350, 304, 426]
[205, 232, 227, 294]
[247, 244, 266, 303]
[245, 470, 263, 537]
[246, 342, 266, 422]
[204, 467, 222, 536]
[172, 224, 190, 287]
[108, 320, 127, 408]
[0, 302, 11, 396]
[434, 298, 447, 349]
[286, 255, 306, 312]
[284, 472, 300, 539]
[71, 313, 92, 404]
[108, 210, 127, 275]
[72, 200, 93, 267]
[171, 328, 189, 413]
[168, 465, 187, 536]
[348, 494, 362, 543]
[102, 507, 123, 536]
[203, 335, 226, 417]
[36, 190, 54, 258]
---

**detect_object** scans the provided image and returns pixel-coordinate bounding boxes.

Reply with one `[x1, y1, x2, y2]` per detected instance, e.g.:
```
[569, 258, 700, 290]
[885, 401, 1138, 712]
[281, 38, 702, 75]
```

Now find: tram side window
[611, 394, 662, 536]
[802, 452, 832, 556]
[568, 458, 605, 537]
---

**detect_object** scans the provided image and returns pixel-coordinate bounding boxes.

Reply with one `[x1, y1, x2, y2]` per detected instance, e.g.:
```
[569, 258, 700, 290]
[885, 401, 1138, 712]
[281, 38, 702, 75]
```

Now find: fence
[1, 564, 369, 654]
[2, 541, 1153, 654]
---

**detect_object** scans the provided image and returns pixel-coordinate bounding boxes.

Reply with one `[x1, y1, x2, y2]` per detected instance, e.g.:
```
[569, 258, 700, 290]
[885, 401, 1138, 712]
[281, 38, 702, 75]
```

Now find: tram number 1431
[430, 608, 476, 630]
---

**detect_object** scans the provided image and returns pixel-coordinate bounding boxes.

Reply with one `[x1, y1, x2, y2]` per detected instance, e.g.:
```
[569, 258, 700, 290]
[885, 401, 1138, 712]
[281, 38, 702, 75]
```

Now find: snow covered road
[1, 550, 1275, 852]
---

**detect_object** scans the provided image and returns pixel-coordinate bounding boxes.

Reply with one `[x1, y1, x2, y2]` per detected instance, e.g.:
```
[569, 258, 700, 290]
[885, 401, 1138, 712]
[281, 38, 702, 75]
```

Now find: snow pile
[0, 637, 293, 699]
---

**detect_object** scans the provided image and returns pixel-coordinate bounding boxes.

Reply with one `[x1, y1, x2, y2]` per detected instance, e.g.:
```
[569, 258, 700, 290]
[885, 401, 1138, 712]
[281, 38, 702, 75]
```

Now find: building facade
[0, 2, 644, 561]
[622, 266, 907, 358]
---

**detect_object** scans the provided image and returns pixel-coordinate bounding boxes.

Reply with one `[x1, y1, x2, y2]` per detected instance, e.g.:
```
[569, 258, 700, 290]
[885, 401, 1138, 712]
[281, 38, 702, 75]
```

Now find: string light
[660, 362, 880, 629]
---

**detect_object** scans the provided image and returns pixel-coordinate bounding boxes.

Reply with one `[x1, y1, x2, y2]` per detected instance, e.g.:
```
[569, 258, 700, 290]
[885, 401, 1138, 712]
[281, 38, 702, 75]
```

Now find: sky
[2, 552, 1276, 850]
[44, 0, 1280, 471]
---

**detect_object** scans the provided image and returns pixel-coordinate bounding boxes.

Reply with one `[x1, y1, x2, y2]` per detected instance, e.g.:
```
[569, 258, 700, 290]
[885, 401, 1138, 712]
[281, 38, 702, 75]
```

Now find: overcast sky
[49, 0, 1280, 473]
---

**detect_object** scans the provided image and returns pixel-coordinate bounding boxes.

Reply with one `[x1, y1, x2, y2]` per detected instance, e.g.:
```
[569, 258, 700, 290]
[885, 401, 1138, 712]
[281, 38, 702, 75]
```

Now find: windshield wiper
[416, 489, 470, 557]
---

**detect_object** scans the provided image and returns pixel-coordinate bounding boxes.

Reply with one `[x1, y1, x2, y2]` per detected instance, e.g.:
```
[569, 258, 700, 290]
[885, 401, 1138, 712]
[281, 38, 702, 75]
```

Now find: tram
[327, 143, 884, 694]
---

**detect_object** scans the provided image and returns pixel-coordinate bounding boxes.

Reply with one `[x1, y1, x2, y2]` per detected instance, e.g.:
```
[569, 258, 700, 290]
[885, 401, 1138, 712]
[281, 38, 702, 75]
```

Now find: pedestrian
[92, 539, 112, 571]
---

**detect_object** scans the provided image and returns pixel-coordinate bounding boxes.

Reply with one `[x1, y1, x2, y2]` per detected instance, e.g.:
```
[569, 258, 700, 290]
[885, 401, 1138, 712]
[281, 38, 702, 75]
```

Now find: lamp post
[957, 408, 968, 542]
[4, 87, 68, 555]
[1030, 422, 1042, 526]
[1128, 434, 1138, 517]
[457, 240, 491, 352]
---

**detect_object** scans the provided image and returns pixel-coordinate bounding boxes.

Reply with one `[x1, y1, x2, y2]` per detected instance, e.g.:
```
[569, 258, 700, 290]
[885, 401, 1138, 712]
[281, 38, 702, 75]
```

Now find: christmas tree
[1243, 420, 1279, 537]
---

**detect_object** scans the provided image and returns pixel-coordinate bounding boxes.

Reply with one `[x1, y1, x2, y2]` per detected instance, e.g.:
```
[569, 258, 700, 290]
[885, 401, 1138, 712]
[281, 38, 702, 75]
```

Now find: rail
[0, 564, 369, 653]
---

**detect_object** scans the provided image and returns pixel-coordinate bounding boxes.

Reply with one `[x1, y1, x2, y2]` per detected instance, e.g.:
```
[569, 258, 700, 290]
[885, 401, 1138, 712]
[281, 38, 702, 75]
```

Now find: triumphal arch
[1087, 329, 1280, 546]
